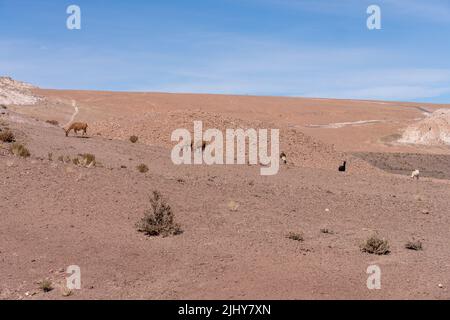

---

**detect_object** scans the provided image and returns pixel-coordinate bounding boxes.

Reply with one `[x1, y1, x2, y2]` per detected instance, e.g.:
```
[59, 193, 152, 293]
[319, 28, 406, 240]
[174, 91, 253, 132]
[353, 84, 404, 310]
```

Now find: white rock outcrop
[0, 76, 41, 105]
[399, 109, 450, 146]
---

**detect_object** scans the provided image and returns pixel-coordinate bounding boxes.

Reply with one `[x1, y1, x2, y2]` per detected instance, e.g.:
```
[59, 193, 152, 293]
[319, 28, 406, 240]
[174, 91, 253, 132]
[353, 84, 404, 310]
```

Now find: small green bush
[136, 191, 183, 237]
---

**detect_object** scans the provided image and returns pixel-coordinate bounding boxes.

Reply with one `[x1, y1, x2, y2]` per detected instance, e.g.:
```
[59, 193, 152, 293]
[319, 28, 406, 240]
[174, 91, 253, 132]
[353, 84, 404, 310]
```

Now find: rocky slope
[0, 77, 41, 106]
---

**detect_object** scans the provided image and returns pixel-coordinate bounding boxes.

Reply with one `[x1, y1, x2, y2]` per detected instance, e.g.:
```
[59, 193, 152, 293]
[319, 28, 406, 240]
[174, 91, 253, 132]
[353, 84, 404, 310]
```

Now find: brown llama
[65, 122, 88, 137]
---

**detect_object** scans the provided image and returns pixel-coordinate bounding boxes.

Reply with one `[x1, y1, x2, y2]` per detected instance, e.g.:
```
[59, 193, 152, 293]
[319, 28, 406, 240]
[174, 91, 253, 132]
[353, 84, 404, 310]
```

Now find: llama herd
[336, 159, 420, 180]
[61, 120, 422, 180]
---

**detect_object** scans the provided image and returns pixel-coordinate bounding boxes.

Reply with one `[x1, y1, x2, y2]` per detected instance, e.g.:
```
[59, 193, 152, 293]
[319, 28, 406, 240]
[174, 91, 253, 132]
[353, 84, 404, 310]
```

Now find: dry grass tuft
[287, 232, 304, 242]
[61, 287, 73, 297]
[405, 239, 423, 251]
[361, 235, 390, 255]
[137, 164, 149, 173]
[73, 153, 96, 167]
[58, 155, 70, 163]
[10, 143, 30, 158]
[0, 130, 15, 143]
[136, 191, 183, 237]
[227, 200, 240, 212]
[46, 120, 59, 126]
[39, 279, 53, 293]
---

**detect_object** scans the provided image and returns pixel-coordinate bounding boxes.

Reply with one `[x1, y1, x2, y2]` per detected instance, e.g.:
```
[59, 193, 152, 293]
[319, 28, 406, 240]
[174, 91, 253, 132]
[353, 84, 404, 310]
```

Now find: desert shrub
[72, 154, 96, 167]
[287, 232, 304, 242]
[0, 130, 15, 143]
[10, 143, 30, 158]
[361, 235, 390, 255]
[136, 191, 183, 237]
[137, 164, 149, 173]
[130, 135, 139, 143]
[58, 155, 72, 163]
[46, 120, 59, 126]
[39, 279, 53, 293]
[61, 287, 73, 297]
[405, 240, 423, 251]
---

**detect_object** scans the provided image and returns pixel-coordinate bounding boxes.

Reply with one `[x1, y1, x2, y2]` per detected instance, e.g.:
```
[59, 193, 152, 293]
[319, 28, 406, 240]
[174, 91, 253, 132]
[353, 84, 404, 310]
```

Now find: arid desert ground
[1, 77, 449, 299]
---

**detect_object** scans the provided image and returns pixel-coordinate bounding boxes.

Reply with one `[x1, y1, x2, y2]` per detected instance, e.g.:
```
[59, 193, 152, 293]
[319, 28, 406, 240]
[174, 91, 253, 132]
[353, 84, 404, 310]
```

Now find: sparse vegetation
[73, 153, 96, 167]
[287, 232, 304, 242]
[320, 228, 334, 234]
[130, 135, 139, 143]
[227, 200, 239, 212]
[10, 143, 30, 158]
[136, 191, 183, 237]
[0, 130, 15, 143]
[405, 240, 423, 251]
[137, 164, 149, 173]
[58, 154, 96, 167]
[361, 235, 390, 255]
[46, 120, 59, 126]
[58, 155, 72, 163]
[39, 279, 53, 293]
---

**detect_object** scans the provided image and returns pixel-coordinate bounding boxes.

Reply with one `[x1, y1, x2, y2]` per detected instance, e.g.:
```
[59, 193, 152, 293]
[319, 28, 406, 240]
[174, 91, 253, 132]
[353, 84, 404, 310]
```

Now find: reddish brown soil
[1, 90, 449, 300]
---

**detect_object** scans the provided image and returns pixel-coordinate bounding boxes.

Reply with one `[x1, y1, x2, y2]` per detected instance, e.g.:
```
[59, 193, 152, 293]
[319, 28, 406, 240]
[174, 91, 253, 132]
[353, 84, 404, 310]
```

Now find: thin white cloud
[2, 9, 450, 102]
[306, 86, 450, 101]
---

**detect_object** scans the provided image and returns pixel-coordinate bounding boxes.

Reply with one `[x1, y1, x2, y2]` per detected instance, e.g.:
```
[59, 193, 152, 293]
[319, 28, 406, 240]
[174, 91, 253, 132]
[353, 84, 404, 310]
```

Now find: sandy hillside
[1, 79, 450, 300]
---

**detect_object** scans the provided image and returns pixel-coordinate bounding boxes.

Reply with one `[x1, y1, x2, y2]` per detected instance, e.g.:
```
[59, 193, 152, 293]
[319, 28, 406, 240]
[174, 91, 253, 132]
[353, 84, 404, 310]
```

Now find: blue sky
[1, 0, 450, 102]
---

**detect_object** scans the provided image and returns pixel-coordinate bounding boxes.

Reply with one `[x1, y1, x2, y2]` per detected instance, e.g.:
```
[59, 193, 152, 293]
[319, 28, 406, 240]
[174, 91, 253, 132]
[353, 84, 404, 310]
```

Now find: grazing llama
[65, 122, 88, 137]
[411, 169, 420, 180]
[339, 161, 347, 172]
[280, 152, 287, 164]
